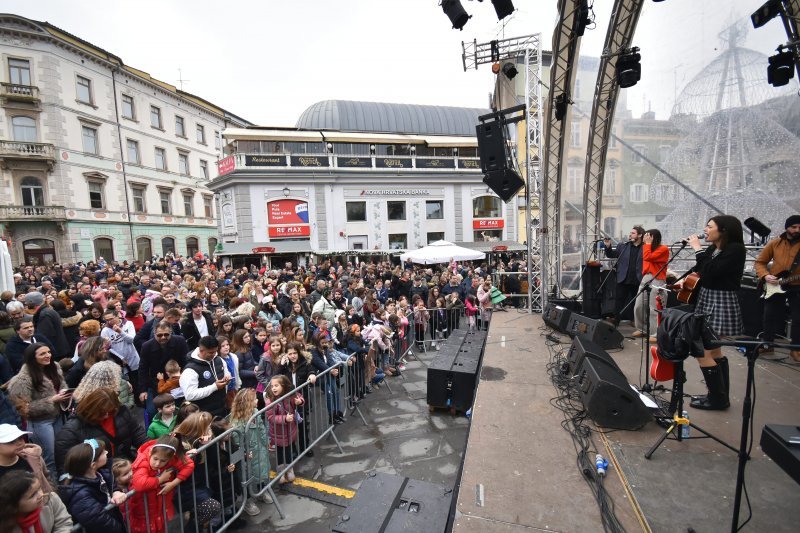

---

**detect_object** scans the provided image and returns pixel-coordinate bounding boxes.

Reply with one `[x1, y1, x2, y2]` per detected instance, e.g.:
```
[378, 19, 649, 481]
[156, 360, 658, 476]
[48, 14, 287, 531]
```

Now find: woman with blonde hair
[227, 389, 274, 514]
[65, 336, 107, 389]
[71, 359, 133, 408]
[172, 412, 222, 529]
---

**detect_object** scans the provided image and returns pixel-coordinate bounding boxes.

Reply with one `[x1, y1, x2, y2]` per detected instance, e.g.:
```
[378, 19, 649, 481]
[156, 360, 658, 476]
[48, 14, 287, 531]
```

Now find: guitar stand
[644, 359, 739, 460]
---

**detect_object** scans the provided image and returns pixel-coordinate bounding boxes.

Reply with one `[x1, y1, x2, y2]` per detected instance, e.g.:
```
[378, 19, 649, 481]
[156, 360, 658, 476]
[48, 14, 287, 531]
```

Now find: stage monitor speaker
[567, 313, 624, 350]
[577, 357, 651, 430]
[543, 302, 572, 333]
[483, 168, 525, 202]
[476, 120, 507, 173]
[567, 336, 620, 376]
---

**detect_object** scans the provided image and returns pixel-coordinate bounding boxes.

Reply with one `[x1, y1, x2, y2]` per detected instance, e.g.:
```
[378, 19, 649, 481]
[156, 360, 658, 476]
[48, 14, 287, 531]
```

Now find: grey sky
[3, 0, 791, 126]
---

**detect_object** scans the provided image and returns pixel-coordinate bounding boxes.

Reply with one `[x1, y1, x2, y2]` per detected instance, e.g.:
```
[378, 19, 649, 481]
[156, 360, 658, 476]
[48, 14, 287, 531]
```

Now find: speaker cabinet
[476, 120, 507, 173]
[567, 313, 624, 350]
[567, 336, 620, 376]
[483, 168, 525, 202]
[577, 357, 651, 430]
[543, 302, 573, 333]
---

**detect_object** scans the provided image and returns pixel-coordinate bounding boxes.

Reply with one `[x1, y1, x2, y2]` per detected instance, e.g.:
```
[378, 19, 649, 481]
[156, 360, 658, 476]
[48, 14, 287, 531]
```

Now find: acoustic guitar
[649, 345, 675, 382]
[757, 270, 800, 300]
[666, 271, 701, 305]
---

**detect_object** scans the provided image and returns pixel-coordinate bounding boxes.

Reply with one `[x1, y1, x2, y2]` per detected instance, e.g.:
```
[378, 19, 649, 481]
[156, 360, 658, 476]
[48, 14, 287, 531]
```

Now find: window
[214, 131, 221, 149]
[131, 186, 146, 212]
[183, 192, 194, 217]
[346, 201, 367, 222]
[21, 176, 44, 207]
[136, 237, 152, 261]
[387, 201, 406, 221]
[150, 105, 162, 129]
[199, 160, 208, 179]
[126, 139, 140, 164]
[203, 195, 213, 218]
[154, 147, 167, 170]
[610, 128, 618, 149]
[159, 189, 172, 214]
[208, 237, 218, 254]
[473, 196, 502, 218]
[629, 183, 648, 203]
[475, 229, 502, 241]
[175, 115, 185, 137]
[660, 145, 672, 164]
[9, 58, 31, 85]
[196, 124, 206, 144]
[567, 167, 581, 194]
[76, 76, 92, 104]
[81, 125, 98, 155]
[161, 237, 175, 256]
[88, 181, 104, 209]
[631, 145, 646, 164]
[427, 232, 445, 244]
[178, 152, 189, 176]
[186, 237, 199, 257]
[93, 238, 114, 261]
[425, 200, 444, 219]
[604, 162, 617, 195]
[12, 116, 36, 142]
[603, 217, 617, 237]
[388, 234, 407, 249]
[570, 121, 581, 148]
[121, 95, 135, 119]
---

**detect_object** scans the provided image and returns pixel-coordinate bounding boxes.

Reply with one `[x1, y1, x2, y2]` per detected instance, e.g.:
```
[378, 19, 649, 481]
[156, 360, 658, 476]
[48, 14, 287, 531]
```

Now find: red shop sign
[268, 225, 311, 238]
[268, 199, 309, 225]
[473, 219, 504, 229]
[251, 247, 276, 254]
[216, 156, 236, 176]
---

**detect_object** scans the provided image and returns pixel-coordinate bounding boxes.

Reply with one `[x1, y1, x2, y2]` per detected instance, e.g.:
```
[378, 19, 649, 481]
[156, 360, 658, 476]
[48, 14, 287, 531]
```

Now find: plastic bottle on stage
[681, 410, 691, 438]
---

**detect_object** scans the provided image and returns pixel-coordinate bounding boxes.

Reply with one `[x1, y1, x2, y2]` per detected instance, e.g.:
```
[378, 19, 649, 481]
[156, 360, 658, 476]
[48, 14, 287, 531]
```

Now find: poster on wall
[267, 199, 310, 239]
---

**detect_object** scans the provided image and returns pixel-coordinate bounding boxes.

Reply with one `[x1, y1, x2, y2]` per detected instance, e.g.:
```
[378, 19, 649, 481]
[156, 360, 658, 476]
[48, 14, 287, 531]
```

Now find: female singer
[633, 229, 668, 339]
[681, 215, 746, 410]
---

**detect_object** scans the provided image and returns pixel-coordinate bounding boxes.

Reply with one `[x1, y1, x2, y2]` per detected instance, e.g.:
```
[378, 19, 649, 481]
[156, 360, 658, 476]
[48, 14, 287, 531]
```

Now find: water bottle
[681, 410, 691, 438]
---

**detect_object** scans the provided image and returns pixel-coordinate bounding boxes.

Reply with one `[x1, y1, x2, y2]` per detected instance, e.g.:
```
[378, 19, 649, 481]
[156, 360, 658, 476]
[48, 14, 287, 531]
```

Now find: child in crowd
[146, 394, 177, 439]
[465, 294, 478, 331]
[0, 424, 51, 492]
[276, 342, 317, 454]
[363, 323, 396, 376]
[433, 297, 448, 347]
[175, 401, 199, 426]
[129, 435, 195, 533]
[413, 298, 430, 350]
[0, 470, 73, 533]
[110, 458, 132, 493]
[156, 359, 184, 402]
[206, 419, 247, 528]
[173, 412, 222, 530]
[58, 439, 126, 533]
[228, 389, 273, 515]
[266, 375, 304, 484]
[255, 337, 284, 402]
[216, 335, 240, 409]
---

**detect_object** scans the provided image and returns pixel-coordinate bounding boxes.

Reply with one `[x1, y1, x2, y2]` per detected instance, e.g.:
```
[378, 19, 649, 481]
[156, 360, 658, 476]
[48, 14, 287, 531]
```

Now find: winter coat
[0, 324, 16, 354]
[179, 312, 216, 351]
[129, 439, 195, 533]
[236, 349, 258, 388]
[5, 333, 55, 374]
[146, 412, 176, 439]
[55, 405, 147, 474]
[9, 490, 73, 533]
[57, 309, 82, 356]
[266, 393, 304, 448]
[276, 354, 317, 389]
[33, 306, 71, 360]
[255, 353, 276, 391]
[58, 468, 124, 533]
[228, 410, 271, 483]
[138, 335, 189, 393]
[7, 363, 66, 422]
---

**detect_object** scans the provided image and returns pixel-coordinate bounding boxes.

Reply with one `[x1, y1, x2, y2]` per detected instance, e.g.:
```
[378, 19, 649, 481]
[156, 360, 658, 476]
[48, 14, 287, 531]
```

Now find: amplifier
[543, 302, 573, 333]
[567, 313, 624, 350]
[760, 424, 800, 486]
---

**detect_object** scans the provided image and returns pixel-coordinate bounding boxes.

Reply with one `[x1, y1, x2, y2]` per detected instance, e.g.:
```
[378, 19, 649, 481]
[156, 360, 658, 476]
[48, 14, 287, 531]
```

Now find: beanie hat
[24, 292, 44, 307]
[785, 215, 800, 229]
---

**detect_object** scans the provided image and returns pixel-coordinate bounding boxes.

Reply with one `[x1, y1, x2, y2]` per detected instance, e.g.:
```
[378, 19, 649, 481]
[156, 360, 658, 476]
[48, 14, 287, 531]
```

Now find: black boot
[690, 364, 729, 410]
[689, 357, 729, 406]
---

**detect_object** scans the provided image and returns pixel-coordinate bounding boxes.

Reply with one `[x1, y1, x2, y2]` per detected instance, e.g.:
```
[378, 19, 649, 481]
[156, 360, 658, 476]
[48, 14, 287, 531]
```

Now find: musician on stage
[681, 215, 746, 411]
[633, 229, 668, 340]
[754, 215, 800, 362]
[603, 226, 644, 326]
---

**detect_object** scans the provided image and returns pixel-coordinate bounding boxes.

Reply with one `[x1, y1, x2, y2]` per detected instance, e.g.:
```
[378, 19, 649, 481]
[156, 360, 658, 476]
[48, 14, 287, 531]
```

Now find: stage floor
[452, 311, 800, 532]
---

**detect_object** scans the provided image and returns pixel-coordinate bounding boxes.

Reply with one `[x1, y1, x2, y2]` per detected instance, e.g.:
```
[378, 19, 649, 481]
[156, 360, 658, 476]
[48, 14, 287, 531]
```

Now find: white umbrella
[400, 240, 485, 265]
[0, 240, 14, 293]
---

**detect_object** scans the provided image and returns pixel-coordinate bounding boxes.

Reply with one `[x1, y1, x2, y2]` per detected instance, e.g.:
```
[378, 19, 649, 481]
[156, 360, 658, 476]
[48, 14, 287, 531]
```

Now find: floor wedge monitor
[576, 357, 651, 430]
[567, 313, 624, 350]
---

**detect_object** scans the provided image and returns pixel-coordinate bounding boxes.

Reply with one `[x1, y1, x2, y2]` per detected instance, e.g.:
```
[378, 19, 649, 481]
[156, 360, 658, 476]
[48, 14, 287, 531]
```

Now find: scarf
[16, 507, 43, 533]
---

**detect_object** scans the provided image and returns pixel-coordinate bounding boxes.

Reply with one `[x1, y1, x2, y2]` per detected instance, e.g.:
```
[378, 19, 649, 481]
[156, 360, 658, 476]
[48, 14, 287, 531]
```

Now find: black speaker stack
[427, 329, 487, 412]
[333, 472, 452, 533]
[475, 120, 524, 202]
[542, 302, 624, 350]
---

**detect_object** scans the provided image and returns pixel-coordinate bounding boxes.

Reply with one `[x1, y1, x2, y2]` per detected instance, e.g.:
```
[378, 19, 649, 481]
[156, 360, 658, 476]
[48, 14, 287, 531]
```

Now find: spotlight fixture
[616, 48, 641, 88]
[554, 93, 569, 121]
[751, 0, 782, 29]
[575, 0, 591, 37]
[442, 0, 470, 30]
[767, 48, 795, 87]
[501, 62, 518, 80]
[490, 0, 515, 20]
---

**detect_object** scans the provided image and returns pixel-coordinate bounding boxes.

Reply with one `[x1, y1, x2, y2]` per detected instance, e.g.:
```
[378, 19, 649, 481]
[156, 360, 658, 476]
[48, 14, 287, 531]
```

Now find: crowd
[0, 252, 520, 532]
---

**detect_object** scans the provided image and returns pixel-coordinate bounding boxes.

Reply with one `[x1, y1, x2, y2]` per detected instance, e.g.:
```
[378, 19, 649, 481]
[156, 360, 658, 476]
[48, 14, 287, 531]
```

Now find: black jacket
[180, 312, 216, 351]
[691, 243, 746, 291]
[58, 468, 124, 533]
[133, 317, 182, 352]
[277, 355, 317, 388]
[138, 335, 189, 392]
[33, 306, 70, 359]
[5, 333, 55, 373]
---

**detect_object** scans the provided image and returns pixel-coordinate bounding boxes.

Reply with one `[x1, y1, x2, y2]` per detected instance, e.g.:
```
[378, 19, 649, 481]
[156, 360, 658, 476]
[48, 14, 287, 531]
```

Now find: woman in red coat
[634, 229, 669, 339]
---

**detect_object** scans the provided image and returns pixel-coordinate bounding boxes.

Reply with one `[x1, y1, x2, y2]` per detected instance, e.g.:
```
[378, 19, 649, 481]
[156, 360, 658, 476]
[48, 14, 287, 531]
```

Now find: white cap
[0, 424, 31, 443]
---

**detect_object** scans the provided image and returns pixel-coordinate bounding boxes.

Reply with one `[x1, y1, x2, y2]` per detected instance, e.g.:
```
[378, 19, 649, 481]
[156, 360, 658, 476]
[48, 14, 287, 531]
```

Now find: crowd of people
[0, 253, 519, 532]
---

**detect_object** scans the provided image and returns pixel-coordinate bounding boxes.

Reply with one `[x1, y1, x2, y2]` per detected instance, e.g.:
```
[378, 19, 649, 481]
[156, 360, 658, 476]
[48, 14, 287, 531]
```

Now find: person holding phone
[179, 336, 231, 418]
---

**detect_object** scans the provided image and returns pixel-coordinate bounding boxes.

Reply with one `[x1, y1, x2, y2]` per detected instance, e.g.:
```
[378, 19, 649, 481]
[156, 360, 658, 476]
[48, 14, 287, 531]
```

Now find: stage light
[491, 0, 515, 20]
[554, 93, 568, 121]
[502, 62, 518, 80]
[575, 0, 591, 36]
[491, 62, 501, 74]
[442, 0, 471, 30]
[616, 49, 641, 88]
[751, 0, 782, 29]
[767, 49, 795, 87]
[744, 217, 772, 238]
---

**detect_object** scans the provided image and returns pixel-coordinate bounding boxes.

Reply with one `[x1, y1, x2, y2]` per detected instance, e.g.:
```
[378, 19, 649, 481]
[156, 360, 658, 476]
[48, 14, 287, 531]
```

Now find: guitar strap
[788, 246, 800, 275]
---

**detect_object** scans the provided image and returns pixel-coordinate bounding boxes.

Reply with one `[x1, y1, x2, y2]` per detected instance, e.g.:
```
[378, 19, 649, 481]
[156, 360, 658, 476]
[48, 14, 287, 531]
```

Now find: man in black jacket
[134, 305, 182, 352]
[138, 322, 189, 418]
[5, 318, 55, 373]
[180, 299, 215, 351]
[603, 226, 644, 324]
[25, 292, 70, 360]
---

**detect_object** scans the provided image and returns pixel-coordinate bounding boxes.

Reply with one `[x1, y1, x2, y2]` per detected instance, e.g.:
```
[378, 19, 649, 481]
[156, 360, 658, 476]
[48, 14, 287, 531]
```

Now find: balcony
[0, 141, 56, 170]
[1, 83, 41, 105]
[0, 205, 67, 222]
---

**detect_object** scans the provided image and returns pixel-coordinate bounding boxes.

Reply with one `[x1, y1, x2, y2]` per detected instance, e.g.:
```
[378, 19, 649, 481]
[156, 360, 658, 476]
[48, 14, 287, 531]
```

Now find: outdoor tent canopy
[399, 240, 485, 265]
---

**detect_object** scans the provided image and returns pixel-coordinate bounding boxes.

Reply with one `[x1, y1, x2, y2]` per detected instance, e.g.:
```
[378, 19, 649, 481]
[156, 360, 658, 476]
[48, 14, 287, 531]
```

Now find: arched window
[161, 237, 175, 257]
[136, 237, 152, 261]
[186, 237, 199, 257]
[473, 196, 502, 219]
[208, 237, 218, 255]
[93, 238, 114, 261]
[20, 176, 44, 213]
[23, 239, 55, 266]
[12, 116, 37, 142]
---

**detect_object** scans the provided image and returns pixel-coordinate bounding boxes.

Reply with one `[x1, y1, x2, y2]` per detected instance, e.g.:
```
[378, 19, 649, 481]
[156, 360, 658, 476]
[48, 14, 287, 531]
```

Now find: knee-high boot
[690, 362, 729, 410]
[689, 357, 728, 406]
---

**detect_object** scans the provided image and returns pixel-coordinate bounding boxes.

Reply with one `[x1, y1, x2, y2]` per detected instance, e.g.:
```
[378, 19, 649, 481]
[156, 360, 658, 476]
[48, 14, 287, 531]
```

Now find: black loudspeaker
[483, 168, 525, 202]
[543, 302, 572, 333]
[567, 313, 624, 350]
[577, 357, 651, 430]
[476, 120, 507, 172]
[567, 336, 620, 376]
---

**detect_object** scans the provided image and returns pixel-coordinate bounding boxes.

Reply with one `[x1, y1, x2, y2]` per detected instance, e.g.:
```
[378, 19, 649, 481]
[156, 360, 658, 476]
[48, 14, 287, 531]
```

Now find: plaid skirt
[695, 287, 742, 336]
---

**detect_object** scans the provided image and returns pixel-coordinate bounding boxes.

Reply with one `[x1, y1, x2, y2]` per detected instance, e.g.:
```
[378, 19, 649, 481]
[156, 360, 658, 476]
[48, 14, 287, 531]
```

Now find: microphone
[679, 232, 706, 245]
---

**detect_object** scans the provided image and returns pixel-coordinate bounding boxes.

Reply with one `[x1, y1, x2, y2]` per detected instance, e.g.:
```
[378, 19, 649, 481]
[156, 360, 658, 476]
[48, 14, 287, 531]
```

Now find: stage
[452, 311, 800, 532]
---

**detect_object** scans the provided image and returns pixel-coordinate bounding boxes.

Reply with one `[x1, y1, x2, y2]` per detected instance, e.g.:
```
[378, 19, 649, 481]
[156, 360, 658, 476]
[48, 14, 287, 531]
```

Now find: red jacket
[267, 393, 304, 447]
[642, 244, 669, 280]
[129, 439, 195, 533]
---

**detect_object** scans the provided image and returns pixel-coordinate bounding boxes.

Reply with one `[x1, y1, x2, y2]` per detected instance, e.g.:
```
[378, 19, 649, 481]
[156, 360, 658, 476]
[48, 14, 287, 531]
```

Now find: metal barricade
[403, 305, 471, 354]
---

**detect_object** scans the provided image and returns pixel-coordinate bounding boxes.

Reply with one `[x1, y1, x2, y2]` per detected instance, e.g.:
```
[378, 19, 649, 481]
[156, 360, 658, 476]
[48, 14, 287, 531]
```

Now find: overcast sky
[4, 0, 791, 126]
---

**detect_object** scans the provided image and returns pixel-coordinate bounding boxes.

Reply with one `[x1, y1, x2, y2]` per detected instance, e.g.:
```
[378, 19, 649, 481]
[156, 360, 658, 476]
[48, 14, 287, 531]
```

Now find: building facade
[209, 100, 521, 267]
[0, 14, 250, 266]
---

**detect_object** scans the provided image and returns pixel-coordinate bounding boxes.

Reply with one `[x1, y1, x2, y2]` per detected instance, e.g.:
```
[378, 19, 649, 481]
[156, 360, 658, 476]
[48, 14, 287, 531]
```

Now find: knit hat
[785, 215, 800, 229]
[24, 292, 44, 307]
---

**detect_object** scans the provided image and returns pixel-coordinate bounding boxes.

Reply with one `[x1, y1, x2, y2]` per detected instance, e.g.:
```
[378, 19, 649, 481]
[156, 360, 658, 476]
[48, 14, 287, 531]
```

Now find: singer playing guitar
[676, 215, 746, 410]
[754, 215, 800, 362]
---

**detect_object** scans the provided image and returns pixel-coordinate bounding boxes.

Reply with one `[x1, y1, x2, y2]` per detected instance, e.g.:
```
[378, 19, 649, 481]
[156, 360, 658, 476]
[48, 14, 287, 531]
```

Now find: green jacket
[146, 412, 176, 439]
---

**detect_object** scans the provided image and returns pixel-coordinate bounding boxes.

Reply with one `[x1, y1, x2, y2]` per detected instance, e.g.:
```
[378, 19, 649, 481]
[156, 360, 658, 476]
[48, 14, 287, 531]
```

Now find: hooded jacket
[58, 468, 124, 533]
[179, 348, 230, 417]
